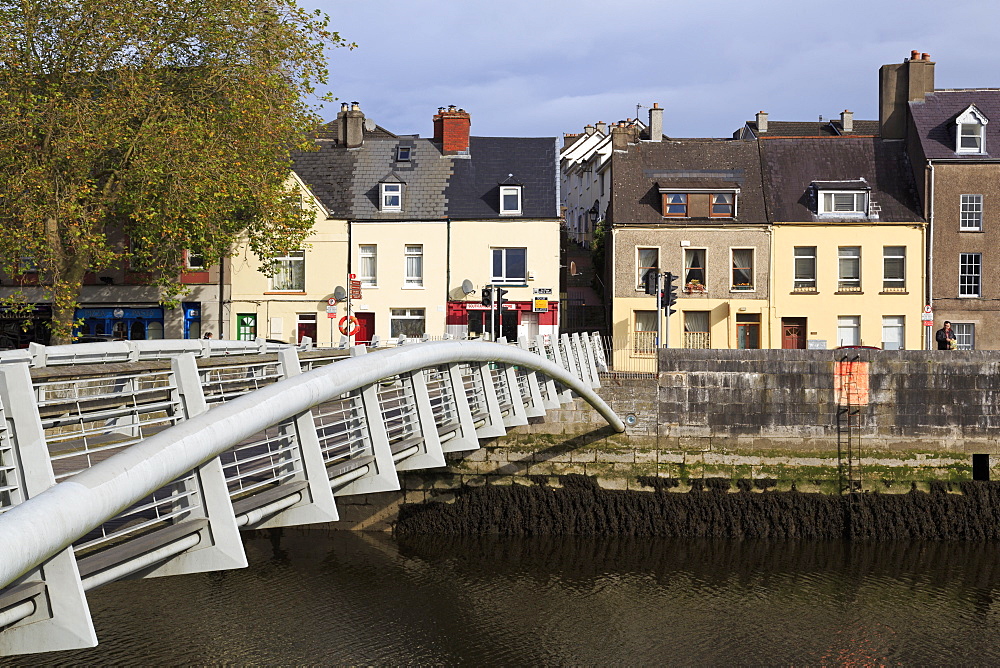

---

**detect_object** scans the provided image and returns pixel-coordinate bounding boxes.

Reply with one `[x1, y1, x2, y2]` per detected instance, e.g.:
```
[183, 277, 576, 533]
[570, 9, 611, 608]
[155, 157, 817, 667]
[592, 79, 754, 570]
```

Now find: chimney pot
[341, 102, 349, 112]
[910, 50, 919, 61]
[448, 105, 457, 112]
[922, 52, 930, 61]
[653, 102, 660, 109]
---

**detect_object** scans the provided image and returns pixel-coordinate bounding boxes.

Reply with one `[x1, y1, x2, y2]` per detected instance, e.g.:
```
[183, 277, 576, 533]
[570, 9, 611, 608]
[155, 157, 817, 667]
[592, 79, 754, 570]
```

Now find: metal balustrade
[0, 334, 620, 656]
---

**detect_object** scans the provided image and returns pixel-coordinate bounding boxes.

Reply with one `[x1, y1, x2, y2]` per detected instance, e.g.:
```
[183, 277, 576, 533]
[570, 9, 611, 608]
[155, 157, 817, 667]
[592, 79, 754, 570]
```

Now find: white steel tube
[81, 534, 202, 592]
[0, 600, 35, 630]
[0, 341, 624, 590]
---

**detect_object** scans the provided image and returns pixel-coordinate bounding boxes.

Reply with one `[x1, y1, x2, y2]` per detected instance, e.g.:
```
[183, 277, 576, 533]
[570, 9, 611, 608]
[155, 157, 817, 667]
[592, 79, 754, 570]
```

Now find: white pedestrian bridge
[0, 333, 622, 656]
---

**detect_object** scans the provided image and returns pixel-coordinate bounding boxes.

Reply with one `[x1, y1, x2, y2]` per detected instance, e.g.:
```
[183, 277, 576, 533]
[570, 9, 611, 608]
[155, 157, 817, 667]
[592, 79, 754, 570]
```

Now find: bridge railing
[0, 332, 618, 656]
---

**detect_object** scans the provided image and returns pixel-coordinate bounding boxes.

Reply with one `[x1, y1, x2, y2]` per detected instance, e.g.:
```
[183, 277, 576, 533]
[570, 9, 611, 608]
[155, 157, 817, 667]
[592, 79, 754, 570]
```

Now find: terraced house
[258, 103, 561, 344]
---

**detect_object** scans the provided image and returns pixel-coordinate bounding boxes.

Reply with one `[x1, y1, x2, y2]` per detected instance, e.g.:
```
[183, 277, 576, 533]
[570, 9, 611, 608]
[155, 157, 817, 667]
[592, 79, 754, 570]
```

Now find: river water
[19, 530, 1000, 665]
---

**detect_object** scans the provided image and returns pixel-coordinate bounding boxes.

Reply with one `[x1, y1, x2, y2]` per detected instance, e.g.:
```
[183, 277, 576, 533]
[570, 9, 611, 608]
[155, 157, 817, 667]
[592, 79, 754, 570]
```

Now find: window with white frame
[731, 248, 754, 291]
[380, 183, 402, 211]
[186, 251, 206, 270]
[954, 322, 976, 350]
[838, 246, 861, 291]
[956, 105, 987, 154]
[500, 186, 522, 215]
[793, 246, 816, 290]
[270, 250, 305, 291]
[882, 315, 905, 350]
[637, 247, 659, 290]
[390, 308, 425, 338]
[820, 191, 868, 215]
[359, 245, 377, 287]
[837, 316, 860, 347]
[882, 246, 906, 291]
[961, 195, 983, 231]
[960, 252, 982, 297]
[396, 146, 412, 162]
[404, 244, 423, 286]
[492, 247, 527, 283]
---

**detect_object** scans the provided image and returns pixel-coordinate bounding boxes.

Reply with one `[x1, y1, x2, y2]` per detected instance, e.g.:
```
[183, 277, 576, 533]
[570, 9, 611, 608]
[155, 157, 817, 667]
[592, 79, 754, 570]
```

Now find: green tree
[0, 0, 351, 342]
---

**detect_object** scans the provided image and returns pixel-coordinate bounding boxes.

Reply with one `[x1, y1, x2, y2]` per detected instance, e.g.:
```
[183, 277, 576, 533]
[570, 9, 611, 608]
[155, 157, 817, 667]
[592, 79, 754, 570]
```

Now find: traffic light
[643, 270, 658, 296]
[481, 287, 493, 307]
[495, 288, 509, 304]
[661, 272, 679, 315]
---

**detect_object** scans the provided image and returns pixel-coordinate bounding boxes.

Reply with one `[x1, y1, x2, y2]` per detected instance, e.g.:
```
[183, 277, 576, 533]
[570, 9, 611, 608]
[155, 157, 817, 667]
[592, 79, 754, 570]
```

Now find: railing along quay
[0, 332, 619, 656]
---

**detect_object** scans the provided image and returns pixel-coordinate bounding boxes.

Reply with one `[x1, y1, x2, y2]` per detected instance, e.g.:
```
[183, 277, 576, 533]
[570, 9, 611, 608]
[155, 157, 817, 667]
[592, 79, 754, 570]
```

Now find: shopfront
[446, 300, 558, 341]
[75, 306, 165, 340]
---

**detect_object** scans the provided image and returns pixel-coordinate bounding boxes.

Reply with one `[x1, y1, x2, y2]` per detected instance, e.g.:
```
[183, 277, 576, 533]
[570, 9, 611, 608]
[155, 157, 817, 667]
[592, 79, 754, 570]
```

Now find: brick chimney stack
[433, 105, 471, 155]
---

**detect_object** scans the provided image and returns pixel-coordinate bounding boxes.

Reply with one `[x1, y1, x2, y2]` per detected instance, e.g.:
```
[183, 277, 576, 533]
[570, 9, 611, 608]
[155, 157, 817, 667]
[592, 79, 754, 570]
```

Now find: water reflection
[17, 530, 1000, 665]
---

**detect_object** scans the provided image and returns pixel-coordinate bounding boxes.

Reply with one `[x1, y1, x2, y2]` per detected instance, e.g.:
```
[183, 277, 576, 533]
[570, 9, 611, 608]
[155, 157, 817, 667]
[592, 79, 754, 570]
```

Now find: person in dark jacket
[935, 321, 956, 350]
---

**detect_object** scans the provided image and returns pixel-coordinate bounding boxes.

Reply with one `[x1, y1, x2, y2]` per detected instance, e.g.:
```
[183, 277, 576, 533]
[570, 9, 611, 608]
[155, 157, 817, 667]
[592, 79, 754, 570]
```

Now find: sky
[298, 0, 1000, 140]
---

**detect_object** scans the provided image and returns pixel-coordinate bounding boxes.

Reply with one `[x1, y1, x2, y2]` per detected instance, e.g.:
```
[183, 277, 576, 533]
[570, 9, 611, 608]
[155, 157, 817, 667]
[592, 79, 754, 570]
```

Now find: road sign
[349, 279, 362, 300]
[921, 304, 934, 325]
[328, 298, 338, 306]
[349, 273, 356, 280]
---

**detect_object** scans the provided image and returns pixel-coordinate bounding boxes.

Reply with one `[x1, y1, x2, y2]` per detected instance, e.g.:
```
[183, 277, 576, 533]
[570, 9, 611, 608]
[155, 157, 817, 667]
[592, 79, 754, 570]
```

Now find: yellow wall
[350, 221, 448, 339]
[228, 177, 349, 345]
[770, 224, 926, 349]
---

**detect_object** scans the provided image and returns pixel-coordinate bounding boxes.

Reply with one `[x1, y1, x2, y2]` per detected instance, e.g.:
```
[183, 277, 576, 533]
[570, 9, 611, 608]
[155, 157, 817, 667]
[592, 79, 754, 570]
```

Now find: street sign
[921, 304, 934, 326]
[533, 298, 549, 313]
[533, 288, 553, 295]
[349, 273, 356, 280]
[349, 279, 362, 300]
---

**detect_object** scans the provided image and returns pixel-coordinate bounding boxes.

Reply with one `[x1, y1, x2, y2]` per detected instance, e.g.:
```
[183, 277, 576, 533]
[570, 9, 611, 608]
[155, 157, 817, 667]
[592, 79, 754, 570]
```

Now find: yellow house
[759, 138, 927, 349]
[227, 171, 349, 345]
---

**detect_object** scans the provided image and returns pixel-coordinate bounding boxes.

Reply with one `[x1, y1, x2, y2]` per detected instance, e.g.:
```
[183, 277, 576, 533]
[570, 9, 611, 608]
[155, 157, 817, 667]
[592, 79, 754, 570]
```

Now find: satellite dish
[364, 118, 376, 132]
[333, 285, 347, 301]
[461, 279, 475, 295]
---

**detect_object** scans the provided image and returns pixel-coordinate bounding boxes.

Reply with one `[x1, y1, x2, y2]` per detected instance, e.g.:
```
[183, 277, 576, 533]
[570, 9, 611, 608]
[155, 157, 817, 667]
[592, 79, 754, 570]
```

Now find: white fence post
[581, 332, 601, 388]
[394, 370, 446, 471]
[250, 348, 339, 527]
[534, 335, 561, 409]
[139, 353, 246, 578]
[441, 363, 480, 452]
[0, 358, 97, 655]
[517, 337, 546, 418]
[551, 335, 574, 404]
[475, 362, 507, 438]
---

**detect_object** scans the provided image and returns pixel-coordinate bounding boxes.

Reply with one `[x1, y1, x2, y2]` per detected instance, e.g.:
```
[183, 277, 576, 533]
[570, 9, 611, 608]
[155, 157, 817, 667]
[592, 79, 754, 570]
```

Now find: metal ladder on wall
[836, 355, 862, 494]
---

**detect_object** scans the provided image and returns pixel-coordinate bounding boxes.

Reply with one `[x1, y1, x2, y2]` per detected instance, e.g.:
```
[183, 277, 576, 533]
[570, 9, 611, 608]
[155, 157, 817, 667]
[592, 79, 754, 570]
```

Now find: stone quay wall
[330, 348, 1000, 530]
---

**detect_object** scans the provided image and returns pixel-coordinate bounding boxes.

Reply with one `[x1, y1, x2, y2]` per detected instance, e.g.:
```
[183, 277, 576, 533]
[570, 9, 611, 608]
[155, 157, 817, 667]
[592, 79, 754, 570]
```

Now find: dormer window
[820, 191, 867, 214]
[380, 183, 402, 211]
[500, 185, 522, 215]
[956, 105, 988, 154]
[813, 180, 870, 216]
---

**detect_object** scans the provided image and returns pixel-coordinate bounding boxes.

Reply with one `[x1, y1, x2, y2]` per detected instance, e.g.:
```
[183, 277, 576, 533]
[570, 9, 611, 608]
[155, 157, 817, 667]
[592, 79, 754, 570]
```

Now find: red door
[355, 312, 375, 344]
[781, 317, 807, 349]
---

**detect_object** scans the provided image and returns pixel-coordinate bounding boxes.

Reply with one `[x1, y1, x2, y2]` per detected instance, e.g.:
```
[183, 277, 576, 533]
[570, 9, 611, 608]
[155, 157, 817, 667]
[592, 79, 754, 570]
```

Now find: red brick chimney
[433, 105, 471, 155]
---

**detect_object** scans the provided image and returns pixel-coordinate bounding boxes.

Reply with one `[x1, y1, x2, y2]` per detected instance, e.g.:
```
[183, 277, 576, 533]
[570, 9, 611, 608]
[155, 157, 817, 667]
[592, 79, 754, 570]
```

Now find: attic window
[956, 105, 988, 154]
[500, 185, 522, 215]
[380, 183, 402, 211]
[396, 146, 412, 161]
[819, 191, 868, 215]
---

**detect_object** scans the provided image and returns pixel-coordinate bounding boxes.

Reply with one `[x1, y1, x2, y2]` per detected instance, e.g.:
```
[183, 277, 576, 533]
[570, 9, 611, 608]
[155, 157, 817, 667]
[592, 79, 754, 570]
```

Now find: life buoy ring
[339, 315, 359, 336]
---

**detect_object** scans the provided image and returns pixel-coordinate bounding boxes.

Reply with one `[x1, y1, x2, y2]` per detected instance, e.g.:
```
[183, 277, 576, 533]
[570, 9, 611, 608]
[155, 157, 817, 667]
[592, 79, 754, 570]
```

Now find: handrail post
[475, 362, 507, 438]
[551, 335, 574, 404]
[334, 347, 400, 495]
[500, 360, 528, 427]
[442, 363, 480, 452]
[250, 348, 340, 527]
[517, 337, 546, 418]
[571, 333, 592, 388]
[534, 335, 561, 409]
[0, 358, 97, 655]
[394, 370, 446, 470]
[581, 332, 601, 388]
[142, 353, 246, 578]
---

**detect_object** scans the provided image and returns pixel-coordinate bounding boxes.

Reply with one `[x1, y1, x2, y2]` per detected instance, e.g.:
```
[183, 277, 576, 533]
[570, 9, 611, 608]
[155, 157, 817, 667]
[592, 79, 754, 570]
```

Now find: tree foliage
[0, 0, 350, 341]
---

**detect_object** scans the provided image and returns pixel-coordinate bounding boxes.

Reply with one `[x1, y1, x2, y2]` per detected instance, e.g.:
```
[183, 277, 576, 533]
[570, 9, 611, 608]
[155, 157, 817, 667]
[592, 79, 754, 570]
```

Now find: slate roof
[741, 120, 880, 138]
[759, 138, 923, 223]
[909, 89, 1000, 160]
[292, 126, 559, 221]
[610, 140, 767, 224]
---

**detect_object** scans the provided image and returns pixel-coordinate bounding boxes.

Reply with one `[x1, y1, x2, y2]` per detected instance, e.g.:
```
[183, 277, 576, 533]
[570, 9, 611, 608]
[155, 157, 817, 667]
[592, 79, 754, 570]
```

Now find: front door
[782, 317, 807, 349]
[355, 312, 375, 344]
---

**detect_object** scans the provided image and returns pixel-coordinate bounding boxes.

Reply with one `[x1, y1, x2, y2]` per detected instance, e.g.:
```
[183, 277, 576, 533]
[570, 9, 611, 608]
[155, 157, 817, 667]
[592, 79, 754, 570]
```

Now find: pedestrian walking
[935, 321, 956, 350]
